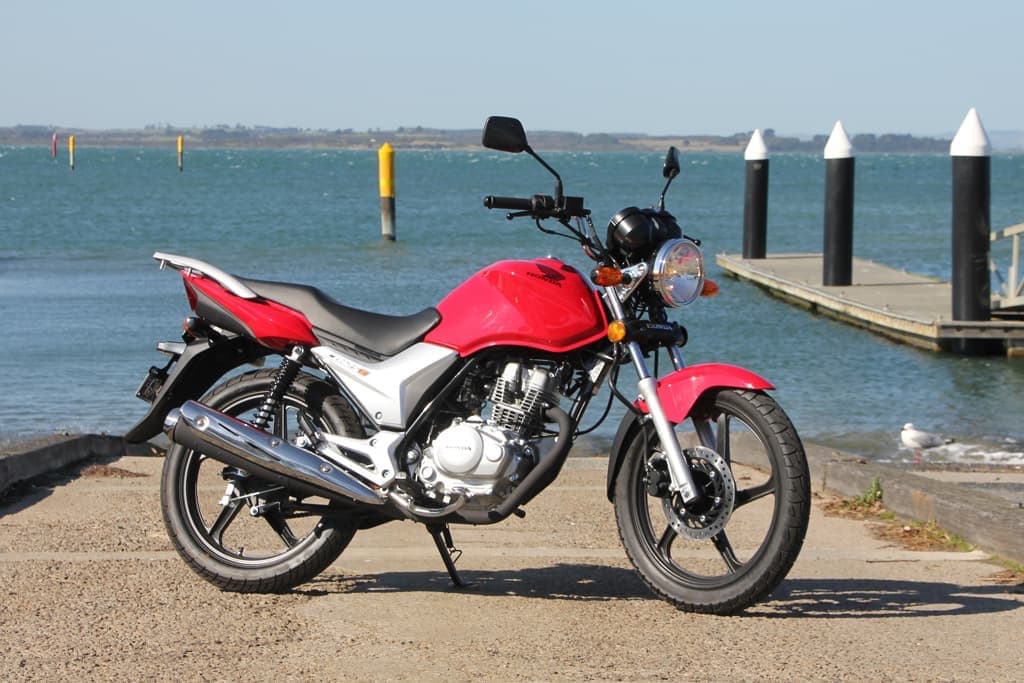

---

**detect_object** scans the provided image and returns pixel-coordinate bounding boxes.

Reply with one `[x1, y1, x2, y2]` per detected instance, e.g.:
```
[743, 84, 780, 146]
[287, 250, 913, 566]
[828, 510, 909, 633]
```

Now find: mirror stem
[657, 175, 675, 211]
[526, 146, 564, 205]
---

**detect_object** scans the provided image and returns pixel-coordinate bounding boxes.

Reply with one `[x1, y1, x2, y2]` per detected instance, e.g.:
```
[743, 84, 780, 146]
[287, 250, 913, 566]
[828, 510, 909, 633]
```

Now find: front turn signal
[607, 320, 627, 343]
[701, 279, 720, 297]
[591, 266, 623, 287]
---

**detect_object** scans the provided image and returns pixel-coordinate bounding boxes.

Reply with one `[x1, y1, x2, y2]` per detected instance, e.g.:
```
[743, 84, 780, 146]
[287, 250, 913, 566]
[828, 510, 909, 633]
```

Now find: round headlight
[651, 238, 704, 307]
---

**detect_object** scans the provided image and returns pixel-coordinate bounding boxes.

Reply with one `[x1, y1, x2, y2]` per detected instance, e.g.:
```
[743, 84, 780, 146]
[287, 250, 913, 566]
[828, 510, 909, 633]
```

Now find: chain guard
[661, 446, 736, 540]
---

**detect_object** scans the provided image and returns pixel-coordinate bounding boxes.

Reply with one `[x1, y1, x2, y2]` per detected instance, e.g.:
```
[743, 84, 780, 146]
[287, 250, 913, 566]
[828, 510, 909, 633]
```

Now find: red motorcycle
[127, 116, 810, 614]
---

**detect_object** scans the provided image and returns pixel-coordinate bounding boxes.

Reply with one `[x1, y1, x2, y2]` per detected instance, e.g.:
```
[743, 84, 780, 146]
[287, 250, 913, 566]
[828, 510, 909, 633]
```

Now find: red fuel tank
[425, 258, 609, 356]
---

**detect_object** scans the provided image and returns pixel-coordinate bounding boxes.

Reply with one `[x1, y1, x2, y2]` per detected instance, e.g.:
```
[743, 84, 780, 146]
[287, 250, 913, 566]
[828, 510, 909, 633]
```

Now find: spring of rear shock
[251, 346, 305, 430]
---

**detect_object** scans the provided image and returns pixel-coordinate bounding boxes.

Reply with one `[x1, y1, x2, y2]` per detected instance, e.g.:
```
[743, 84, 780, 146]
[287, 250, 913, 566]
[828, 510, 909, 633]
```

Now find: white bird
[901, 423, 952, 450]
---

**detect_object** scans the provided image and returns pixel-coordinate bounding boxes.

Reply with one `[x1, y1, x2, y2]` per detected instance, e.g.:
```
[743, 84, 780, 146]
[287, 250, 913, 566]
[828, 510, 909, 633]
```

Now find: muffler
[164, 400, 384, 506]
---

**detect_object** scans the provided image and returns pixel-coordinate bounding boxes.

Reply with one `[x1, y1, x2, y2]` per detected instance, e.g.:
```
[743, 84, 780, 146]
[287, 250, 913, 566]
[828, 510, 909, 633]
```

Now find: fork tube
[666, 344, 715, 449]
[603, 287, 699, 503]
[668, 345, 686, 371]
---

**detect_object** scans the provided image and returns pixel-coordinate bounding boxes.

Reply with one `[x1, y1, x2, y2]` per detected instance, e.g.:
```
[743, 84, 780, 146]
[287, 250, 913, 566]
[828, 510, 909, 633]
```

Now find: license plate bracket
[136, 366, 168, 403]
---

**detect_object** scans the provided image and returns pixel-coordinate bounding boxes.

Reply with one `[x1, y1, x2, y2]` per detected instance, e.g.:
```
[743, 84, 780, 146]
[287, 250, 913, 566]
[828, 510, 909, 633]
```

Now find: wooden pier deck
[716, 253, 1024, 357]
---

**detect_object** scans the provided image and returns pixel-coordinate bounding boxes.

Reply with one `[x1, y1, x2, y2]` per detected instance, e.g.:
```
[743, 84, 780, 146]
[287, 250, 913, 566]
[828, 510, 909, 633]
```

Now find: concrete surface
[1, 453, 1022, 681]
[796, 442, 1024, 565]
[0, 435, 126, 493]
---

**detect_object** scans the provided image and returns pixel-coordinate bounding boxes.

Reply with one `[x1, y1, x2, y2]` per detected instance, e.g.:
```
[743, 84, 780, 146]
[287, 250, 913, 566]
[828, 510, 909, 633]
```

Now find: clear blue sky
[4, 1, 1022, 137]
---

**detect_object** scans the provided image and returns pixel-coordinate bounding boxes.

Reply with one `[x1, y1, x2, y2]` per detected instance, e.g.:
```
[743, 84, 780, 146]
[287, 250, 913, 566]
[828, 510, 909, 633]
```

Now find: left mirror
[663, 146, 681, 179]
[482, 116, 529, 153]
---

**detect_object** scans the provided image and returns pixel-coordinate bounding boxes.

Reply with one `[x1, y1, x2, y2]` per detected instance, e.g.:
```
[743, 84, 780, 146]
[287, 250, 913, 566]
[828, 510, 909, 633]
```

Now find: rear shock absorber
[251, 346, 305, 430]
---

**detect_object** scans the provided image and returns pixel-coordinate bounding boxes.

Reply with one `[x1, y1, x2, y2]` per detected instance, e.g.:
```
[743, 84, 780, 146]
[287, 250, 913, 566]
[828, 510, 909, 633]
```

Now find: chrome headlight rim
[650, 238, 704, 307]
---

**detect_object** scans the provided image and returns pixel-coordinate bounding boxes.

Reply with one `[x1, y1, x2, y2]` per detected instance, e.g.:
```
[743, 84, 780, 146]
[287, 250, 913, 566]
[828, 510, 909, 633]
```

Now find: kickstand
[427, 523, 473, 588]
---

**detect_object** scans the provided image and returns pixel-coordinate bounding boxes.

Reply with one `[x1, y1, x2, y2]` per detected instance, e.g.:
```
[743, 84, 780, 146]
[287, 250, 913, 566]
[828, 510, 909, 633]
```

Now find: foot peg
[428, 523, 472, 588]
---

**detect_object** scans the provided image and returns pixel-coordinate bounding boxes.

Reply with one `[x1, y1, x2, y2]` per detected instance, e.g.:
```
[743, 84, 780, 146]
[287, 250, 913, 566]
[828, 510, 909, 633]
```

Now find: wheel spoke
[712, 531, 743, 573]
[735, 478, 776, 508]
[716, 413, 731, 464]
[693, 417, 716, 451]
[656, 524, 677, 561]
[209, 498, 244, 546]
[264, 510, 301, 548]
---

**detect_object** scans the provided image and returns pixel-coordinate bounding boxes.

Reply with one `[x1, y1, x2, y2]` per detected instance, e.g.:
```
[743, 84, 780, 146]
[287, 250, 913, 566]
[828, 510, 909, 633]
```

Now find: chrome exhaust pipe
[164, 400, 384, 506]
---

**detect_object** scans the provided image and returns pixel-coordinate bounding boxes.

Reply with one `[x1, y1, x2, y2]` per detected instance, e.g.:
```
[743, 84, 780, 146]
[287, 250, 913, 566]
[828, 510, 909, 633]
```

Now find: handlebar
[483, 195, 535, 212]
[483, 194, 587, 219]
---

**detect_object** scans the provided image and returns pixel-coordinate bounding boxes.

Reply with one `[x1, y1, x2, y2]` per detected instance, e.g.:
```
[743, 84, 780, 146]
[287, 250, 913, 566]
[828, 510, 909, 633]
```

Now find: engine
[411, 361, 561, 506]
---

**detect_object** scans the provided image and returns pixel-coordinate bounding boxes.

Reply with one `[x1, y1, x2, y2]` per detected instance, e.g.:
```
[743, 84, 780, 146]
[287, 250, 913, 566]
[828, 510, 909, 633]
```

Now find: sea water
[2, 145, 1023, 467]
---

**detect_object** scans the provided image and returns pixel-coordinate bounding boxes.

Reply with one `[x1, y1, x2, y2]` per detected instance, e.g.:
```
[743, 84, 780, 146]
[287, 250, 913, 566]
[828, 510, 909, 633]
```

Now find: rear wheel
[161, 369, 364, 592]
[614, 389, 810, 614]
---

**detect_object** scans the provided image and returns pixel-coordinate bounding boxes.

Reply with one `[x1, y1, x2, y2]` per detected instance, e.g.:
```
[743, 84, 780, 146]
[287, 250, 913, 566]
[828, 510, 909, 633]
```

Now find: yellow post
[69, 134, 76, 170]
[378, 142, 396, 241]
[177, 135, 184, 172]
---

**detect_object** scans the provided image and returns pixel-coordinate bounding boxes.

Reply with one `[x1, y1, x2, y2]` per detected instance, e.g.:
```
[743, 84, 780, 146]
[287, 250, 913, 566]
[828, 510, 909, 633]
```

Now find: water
[3, 145, 1024, 467]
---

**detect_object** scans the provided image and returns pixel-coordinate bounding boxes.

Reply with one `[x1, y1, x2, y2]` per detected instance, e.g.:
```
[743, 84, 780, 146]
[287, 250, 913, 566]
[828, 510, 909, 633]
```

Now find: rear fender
[605, 363, 773, 501]
[125, 336, 269, 443]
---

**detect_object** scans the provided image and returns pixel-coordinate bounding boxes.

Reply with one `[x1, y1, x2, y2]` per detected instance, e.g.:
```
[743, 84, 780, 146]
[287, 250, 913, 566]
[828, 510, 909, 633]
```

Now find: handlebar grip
[483, 195, 533, 211]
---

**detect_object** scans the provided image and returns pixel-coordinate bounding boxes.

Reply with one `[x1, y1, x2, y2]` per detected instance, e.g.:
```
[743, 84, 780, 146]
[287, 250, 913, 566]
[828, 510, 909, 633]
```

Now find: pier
[716, 252, 1024, 357]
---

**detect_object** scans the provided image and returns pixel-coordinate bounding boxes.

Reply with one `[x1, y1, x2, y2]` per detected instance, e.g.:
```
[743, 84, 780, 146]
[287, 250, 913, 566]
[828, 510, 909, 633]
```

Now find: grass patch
[821, 479, 1024, 587]
[821, 477, 884, 519]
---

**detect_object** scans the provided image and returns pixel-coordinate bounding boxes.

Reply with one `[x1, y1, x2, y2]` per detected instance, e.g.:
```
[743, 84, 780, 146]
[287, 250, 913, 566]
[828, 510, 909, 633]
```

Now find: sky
[3, 1, 1022, 138]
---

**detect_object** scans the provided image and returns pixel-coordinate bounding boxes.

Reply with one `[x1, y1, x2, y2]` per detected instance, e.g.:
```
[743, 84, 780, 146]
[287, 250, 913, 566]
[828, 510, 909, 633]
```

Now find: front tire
[161, 369, 364, 593]
[613, 389, 810, 614]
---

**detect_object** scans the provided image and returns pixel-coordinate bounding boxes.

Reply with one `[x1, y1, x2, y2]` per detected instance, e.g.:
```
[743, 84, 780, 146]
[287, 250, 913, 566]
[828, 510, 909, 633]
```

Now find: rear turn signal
[607, 321, 627, 343]
[591, 266, 623, 287]
[701, 279, 720, 297]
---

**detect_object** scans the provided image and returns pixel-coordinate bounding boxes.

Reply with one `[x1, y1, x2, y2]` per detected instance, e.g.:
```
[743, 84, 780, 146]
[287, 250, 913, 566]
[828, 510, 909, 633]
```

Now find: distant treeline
[0, 123, 951, 153]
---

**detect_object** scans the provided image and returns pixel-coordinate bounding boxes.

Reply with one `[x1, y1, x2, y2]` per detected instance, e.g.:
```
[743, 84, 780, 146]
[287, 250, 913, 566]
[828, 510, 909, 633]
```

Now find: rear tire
[161, 369, 364, 593]
[613, 389, 810, 614]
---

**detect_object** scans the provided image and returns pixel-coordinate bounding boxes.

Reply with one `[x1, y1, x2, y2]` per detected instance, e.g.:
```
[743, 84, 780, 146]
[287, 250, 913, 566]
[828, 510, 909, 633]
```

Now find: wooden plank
[716, 253, 1024, 354]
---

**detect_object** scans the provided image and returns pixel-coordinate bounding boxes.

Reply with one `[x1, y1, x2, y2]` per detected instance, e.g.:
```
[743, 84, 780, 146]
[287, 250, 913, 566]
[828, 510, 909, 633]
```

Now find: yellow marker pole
[69, 134, 76, 171]
[378, 142, 396, 241]
[177, 135, 184, 172]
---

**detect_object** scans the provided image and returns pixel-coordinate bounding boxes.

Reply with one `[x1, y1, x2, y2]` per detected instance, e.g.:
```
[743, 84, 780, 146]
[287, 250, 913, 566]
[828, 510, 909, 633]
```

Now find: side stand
[427, 523, 472, 588]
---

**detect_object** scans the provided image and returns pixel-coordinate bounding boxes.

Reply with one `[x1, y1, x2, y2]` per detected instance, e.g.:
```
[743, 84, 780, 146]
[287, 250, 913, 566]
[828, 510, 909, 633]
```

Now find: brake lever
[505, 210, 532, 220]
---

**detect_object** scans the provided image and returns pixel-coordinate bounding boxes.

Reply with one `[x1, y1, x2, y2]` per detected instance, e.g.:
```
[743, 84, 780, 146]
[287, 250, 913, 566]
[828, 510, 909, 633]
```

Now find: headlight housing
[650, 238, 704, 307]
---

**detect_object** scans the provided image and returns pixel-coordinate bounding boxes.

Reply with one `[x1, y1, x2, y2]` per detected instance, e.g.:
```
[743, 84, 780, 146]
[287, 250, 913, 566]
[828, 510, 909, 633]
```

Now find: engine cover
[415, 418, 533, 501]
[432, 421, 505, 477]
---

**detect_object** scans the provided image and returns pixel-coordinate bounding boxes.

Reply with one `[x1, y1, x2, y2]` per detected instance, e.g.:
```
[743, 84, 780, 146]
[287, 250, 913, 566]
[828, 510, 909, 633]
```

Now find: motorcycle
[127, 116, 810, 614]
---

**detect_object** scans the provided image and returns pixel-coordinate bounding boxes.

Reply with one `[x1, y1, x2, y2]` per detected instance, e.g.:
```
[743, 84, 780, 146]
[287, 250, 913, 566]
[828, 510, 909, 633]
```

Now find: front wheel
[613, 389, 810, 614]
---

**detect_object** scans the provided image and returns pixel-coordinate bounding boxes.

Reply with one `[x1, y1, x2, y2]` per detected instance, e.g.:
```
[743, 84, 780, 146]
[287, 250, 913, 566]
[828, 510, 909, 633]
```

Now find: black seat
[238, 277, 441, 358]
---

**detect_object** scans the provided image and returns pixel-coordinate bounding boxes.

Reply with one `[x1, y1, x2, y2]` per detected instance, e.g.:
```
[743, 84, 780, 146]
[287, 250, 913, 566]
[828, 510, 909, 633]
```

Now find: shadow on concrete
[298, 565, 1023, 617]
[761, 578, 1023, 618]
[0, 453, 124, 517]
[299, 563, 651, 601]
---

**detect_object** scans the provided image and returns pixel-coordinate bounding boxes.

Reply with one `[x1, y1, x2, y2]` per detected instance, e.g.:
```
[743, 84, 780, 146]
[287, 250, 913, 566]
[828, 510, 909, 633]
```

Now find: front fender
[124, 336, 269, 443]
[605, 363, 774, 501]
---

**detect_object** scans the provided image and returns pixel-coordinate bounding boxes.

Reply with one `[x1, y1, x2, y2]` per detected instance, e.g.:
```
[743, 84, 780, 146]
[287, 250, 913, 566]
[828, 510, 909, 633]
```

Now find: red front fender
[636, 362, 774, 423]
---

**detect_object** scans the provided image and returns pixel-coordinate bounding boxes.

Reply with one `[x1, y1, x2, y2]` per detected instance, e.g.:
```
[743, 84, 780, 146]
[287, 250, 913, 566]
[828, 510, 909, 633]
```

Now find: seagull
[901, 423, 953, 463]
[900, 423, 951, 450]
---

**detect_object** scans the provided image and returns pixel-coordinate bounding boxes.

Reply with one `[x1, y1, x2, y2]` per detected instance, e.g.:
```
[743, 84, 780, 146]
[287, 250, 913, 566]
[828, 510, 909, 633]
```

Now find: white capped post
[950, 108, 995, 352]
[823, 121, 855, 286]
[742, 129, 770, 259]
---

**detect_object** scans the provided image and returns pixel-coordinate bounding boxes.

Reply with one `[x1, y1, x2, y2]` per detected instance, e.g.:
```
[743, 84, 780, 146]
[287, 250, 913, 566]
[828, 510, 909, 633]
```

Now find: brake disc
[662, 446, 736, 540]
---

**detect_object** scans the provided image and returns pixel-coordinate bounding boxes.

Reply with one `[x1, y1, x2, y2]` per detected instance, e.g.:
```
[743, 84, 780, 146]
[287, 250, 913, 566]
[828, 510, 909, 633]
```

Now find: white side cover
[312, 342, 458, 430]
[310, 342, 458, 487]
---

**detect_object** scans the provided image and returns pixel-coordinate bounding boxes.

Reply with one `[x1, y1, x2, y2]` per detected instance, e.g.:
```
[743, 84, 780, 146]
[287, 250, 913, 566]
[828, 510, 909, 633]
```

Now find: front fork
[603, 289, 702, 504]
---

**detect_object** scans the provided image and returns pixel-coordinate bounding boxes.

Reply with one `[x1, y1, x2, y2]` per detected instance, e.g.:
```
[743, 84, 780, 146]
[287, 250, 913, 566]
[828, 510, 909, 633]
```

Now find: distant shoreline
[0, 124, 957, 154]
